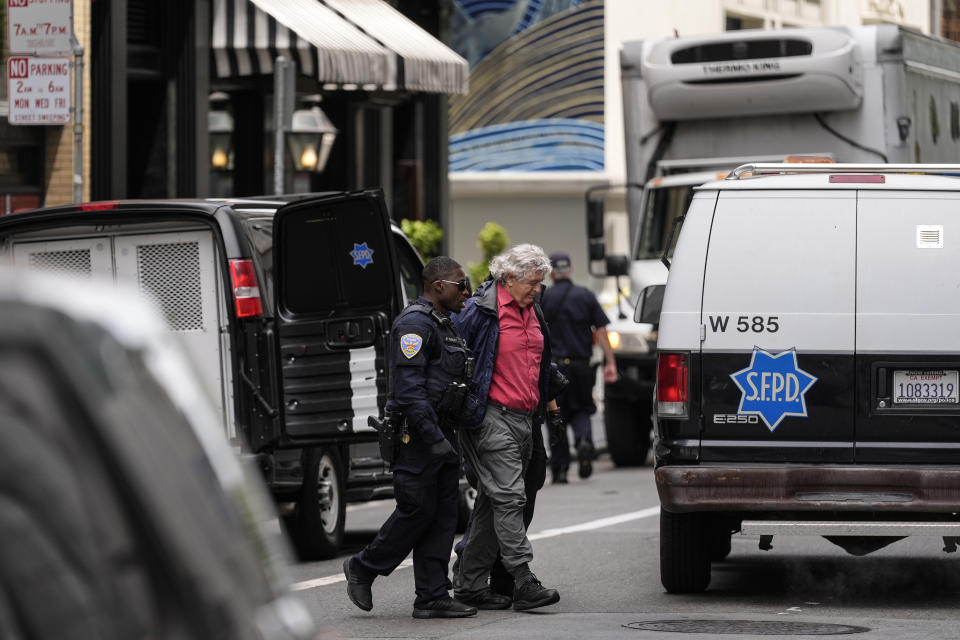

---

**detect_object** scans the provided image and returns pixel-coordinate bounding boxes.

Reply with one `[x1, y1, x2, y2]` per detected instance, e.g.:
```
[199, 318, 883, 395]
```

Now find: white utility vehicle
[645, 163, 960, 593]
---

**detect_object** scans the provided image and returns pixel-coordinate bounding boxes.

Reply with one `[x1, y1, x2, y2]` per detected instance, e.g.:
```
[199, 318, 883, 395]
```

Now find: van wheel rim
[316, 453, 339, 535]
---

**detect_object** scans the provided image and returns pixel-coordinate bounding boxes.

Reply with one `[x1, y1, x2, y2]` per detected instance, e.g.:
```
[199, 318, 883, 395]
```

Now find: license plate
[892, 370, 959, 404]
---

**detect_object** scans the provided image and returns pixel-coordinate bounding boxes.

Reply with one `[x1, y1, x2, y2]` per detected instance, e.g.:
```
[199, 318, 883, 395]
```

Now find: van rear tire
[660, 508, 711, 593]
[605, 398, 651, 467]
[708, 521, 733, 561]
[286, 447, 345, 560]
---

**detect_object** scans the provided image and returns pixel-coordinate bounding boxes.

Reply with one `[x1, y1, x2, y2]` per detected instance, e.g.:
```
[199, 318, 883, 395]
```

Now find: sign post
[6, 0, 81, 200]
[71, 38, 83, 202]
[273, 56, 294, 195]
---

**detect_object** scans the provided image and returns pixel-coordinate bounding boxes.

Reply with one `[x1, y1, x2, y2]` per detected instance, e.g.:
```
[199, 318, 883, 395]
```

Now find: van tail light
[229, 259, 263, 318]
[78, 201, 119, 212]
[657, 352, 689, 418]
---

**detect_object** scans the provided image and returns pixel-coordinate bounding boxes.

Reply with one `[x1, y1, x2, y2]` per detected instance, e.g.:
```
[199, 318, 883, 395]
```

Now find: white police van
[646, 163, 960, 593]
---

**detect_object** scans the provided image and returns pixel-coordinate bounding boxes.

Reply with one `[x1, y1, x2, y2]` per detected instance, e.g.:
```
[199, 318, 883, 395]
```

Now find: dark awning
[212, 0, 468, 94]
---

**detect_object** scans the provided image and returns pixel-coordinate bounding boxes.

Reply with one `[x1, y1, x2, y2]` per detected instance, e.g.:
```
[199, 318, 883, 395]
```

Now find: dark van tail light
[657, 352, 689, 418]
[229, 259, 263, 318]
[78, 201, 119, 211]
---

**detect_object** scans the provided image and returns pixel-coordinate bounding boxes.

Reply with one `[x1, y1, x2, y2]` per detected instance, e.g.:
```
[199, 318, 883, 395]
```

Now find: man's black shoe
[456, 588, 512, 610]
[343, 558, 373, 612]
[577, 442, 594, 479]
[552, 468, 568, 484]
[513, 574, 560, 611]
[412, 596, 478, 619]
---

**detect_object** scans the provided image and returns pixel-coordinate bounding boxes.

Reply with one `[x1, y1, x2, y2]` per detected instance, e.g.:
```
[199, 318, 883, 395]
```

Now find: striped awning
[323, 0, 468, 94]
[212, 0, 468, 94]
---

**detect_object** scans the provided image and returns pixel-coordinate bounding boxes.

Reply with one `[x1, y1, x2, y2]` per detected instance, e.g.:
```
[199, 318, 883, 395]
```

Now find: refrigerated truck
[589, 24, 960, 466]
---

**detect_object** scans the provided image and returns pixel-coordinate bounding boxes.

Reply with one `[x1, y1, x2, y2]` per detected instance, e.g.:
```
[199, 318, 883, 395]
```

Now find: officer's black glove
[547, 409, 565, 448]
[548, 362, 570, 400]
[429, 437, 458, 463]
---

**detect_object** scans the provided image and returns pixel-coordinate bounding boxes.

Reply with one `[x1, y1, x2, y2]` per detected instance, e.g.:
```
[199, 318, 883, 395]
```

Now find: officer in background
[541, 251, 617, 483]
[343, 256, 478, 619]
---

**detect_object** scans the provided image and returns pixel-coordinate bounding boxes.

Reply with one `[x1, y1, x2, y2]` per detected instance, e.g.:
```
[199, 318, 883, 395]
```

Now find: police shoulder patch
[400, 333, 423, 359]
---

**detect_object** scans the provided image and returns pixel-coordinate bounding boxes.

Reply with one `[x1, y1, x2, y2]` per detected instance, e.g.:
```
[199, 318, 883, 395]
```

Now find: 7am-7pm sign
[7, 56, 71, 124]
[7, 0, 73, 56]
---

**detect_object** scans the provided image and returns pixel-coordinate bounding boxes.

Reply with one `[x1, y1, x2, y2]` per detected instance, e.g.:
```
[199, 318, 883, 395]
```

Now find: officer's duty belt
[487, 401, 535, 418]
[555, 357, 590, 366]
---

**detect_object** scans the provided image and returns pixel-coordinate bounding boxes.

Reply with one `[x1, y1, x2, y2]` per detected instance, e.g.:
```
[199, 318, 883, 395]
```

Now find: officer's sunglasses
[435, 278, 469, 292]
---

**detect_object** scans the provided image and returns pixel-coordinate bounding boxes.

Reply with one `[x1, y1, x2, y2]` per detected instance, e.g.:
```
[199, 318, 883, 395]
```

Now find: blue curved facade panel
[450, 0, 604, 172]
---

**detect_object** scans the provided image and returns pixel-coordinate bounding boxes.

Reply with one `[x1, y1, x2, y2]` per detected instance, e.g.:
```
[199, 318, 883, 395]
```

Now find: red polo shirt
[488, 282, 543, 411]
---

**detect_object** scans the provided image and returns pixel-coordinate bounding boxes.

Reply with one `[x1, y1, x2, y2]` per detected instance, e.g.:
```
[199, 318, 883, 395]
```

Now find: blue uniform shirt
[540, 279, 609, 360]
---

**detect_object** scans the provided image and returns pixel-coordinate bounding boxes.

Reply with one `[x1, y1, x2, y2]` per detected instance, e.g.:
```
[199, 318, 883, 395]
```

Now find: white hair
[489, 243, 552, 282]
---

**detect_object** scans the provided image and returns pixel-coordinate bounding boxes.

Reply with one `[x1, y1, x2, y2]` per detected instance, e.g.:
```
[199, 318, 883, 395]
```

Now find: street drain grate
[623, 620, 870, 635]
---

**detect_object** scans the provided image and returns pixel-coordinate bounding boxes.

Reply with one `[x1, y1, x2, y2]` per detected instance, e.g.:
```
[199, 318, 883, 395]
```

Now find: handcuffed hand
[429, 437, 458, 462]
[548, 362, 570, 400]
[547, 409, 565, 448]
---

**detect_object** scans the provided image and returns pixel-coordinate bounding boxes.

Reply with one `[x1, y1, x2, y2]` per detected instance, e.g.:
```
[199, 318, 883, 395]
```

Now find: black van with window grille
[0, 190, 426, 558]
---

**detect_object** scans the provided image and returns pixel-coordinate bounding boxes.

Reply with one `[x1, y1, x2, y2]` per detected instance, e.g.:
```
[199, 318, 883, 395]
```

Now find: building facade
[1, 0, 467, 227]
[447, 0, 933, 289]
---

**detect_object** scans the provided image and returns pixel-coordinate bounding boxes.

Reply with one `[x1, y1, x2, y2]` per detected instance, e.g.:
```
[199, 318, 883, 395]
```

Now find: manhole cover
[623, 620, 870, 635]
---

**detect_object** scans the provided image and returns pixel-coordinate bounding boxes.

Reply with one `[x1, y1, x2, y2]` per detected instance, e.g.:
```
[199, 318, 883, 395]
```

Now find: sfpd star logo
[350, 242, 374, 268]
[729, 347, 818, 432]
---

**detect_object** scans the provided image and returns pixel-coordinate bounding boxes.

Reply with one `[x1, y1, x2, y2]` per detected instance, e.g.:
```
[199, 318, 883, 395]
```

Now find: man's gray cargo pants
[454, 402, 534, 597]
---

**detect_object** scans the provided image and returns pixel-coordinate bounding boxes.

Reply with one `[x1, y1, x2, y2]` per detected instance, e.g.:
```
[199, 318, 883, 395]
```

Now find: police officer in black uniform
[541, 251, 618, 483]
[343, 256, 478, 619]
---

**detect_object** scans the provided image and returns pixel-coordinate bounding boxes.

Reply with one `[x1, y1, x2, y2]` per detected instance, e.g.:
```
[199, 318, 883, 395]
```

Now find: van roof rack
[727, 163, 960, 179]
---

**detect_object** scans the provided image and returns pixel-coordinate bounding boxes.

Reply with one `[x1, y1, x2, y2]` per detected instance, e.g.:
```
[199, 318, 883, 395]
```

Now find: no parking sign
[7, 56, 71, 124]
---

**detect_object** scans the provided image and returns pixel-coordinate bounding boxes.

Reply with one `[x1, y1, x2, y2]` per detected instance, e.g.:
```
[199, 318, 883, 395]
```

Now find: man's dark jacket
[452, 279, 553, 430]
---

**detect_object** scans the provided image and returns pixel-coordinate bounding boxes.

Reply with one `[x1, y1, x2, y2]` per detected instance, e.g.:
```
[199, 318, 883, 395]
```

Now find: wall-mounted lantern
[208, 92, 234, 171]
[286, 105, 338, 173]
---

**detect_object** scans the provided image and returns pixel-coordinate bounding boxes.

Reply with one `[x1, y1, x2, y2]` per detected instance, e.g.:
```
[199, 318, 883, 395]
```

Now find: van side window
[637, 185, 693, 260]
[237, 214, 275, 314]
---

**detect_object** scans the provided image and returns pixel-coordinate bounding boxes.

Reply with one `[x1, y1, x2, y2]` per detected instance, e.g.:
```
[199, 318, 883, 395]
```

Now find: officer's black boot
[552, 466, 568, 484]
[577, 442, 594, 479]
[343, 558, 374, 611]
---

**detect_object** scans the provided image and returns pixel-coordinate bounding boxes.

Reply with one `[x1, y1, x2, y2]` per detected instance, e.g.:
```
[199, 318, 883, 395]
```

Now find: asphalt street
[280, 440, 960, 640]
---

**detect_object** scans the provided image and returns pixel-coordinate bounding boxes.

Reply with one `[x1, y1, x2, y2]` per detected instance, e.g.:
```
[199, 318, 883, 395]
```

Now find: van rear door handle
[328, 319, 371, 346]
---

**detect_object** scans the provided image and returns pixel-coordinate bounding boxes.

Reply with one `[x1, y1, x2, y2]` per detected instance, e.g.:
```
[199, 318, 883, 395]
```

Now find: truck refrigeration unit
[588, 24, 960, 466]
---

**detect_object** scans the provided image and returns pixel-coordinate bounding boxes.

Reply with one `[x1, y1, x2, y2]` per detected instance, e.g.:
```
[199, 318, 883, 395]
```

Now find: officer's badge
[729, 347, 818, 432]
[400, 333, 423, 359]
[350, 242, 374, 268]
